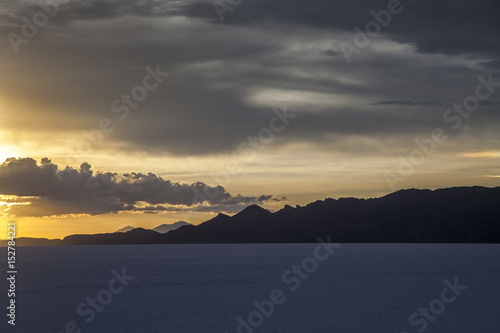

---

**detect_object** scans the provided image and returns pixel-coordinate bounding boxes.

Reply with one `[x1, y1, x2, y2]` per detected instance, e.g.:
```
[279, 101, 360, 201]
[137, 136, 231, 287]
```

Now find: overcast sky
[0, 0, 499, 238]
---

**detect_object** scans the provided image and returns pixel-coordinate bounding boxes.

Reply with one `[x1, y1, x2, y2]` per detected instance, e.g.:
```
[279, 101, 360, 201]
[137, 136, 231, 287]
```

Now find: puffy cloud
[0, 158, 283, 217]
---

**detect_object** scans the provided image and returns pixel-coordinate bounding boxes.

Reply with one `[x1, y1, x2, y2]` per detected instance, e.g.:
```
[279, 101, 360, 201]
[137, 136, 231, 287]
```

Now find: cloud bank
[0, 0, 498, 161]
[0, 158, 283, 217]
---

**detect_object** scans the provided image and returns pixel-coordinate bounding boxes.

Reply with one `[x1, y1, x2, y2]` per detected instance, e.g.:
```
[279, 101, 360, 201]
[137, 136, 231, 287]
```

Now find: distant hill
[115, 226, 136, 233]
[64, 228, 164, 245]
[0, 237, 62, 247]
[162, 186, 500, 243]
[114, 222, 191, 234]
[3, 186, 500, 246]
[153, 221, 191, 233]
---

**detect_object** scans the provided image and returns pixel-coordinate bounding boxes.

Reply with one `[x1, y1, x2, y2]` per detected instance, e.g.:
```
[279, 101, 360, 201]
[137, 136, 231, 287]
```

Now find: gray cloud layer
[0, 0, 499, 158]
[0, 158, 282, 216]
[182, 0, 500, 57]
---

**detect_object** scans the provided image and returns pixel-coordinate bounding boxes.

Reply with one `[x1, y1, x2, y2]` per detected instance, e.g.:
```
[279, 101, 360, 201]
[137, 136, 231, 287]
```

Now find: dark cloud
[369, 100, 438, 106]
[0, 0, 499, 159]
[1, 0, 178, 24]
[0, 158, 282, 217]
[180, 0, 500, 58]
[323, 50, 340, 57]
[476, 100, 500, 106]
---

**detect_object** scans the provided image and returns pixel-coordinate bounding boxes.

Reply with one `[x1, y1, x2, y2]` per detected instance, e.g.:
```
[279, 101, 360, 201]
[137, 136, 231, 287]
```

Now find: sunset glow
[0, 0, 499, 239]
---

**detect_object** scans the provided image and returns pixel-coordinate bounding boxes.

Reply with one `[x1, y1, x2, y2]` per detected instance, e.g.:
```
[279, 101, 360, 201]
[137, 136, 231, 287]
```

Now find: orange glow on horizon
[462, 151, 500, 158]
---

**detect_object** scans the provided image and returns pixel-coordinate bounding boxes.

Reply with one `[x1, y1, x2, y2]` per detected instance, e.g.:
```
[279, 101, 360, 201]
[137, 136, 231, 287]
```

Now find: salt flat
[3, 243, 499, 333]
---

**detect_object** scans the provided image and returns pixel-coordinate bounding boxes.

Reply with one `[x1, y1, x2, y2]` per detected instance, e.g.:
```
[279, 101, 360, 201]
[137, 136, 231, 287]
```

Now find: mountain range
[3, 186, 500, 246]
[115, 221, 191, 234]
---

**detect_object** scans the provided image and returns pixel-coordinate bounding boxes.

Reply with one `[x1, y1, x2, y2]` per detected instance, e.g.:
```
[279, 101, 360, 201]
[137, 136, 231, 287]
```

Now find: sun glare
[0, 130, 19, 163]
[0, 145, 16, 163]
[462, 151, 500, 158]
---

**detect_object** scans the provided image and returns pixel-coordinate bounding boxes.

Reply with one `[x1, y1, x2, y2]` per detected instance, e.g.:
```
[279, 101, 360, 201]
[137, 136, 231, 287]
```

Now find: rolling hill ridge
[4, 186, 500, 246]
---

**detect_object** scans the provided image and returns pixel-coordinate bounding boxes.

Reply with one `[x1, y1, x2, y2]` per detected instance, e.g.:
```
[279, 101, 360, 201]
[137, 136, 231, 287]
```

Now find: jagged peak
[115, 226, 136, 233]
[233, 204, 271, 218]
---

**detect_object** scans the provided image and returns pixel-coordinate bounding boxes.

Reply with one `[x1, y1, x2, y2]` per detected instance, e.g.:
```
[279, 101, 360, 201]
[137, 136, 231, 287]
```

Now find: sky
[0, 0, 499, 238]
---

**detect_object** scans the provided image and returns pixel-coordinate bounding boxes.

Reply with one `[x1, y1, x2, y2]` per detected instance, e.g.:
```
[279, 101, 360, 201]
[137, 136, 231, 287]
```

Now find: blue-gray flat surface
[2, 243, 499, 332]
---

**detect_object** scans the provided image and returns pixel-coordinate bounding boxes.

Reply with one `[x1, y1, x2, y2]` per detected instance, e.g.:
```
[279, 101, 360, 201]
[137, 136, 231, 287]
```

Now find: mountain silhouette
[114, 221, 191, 234]
[64, 228, 164, 245]
[115, 226, 136, 233]
[152, 221, 191, 233]
[3, 186, 499, 246]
